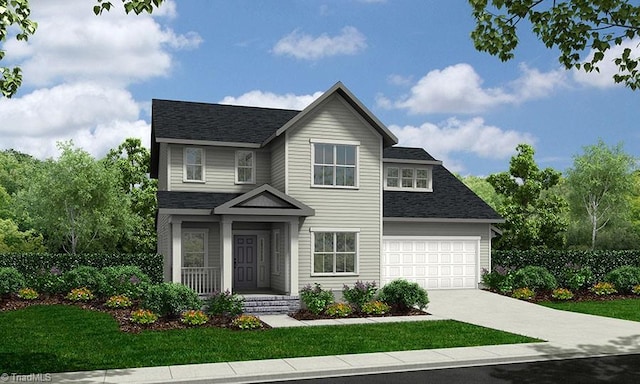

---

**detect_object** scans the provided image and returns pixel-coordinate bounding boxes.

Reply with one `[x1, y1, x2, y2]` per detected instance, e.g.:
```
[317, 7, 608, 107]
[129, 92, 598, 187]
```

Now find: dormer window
[385, 166, 432, 191]
[184, 147, 204, 182]
[235, 150, 255, 184]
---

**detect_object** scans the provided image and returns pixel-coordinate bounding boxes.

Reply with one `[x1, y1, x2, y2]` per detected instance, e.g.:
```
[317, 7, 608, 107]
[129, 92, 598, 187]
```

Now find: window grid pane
[313, 232, 356, 274]
[313, 144, 356, 186]
[185, 148, 203, 181]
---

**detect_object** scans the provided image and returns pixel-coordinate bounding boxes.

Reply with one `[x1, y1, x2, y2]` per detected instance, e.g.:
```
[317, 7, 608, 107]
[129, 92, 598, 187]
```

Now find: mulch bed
[289, 308, 429, 321]
[485, 288, 639, 303]
[0, 294, 270, 333]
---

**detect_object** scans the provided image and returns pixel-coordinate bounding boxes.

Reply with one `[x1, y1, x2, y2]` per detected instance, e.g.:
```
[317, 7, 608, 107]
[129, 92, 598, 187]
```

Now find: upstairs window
[184, 147, 204, 182]
[313, 143, 357, 187]
[235, 150, 255, 184]
[385, 166, 432, 191]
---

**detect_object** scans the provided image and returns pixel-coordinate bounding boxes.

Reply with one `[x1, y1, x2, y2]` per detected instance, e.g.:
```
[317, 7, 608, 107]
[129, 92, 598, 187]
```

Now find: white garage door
[382, 237, 479, 290]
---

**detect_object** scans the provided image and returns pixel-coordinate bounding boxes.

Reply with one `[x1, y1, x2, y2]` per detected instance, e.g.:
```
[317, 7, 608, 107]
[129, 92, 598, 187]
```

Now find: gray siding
[270, 135, 286, 193]
[383, 221, 493, 271]
[158, 143, 168, 191]
[169, 144, 271, 193]
[157, 213, 171, 281]
[286, 94, 383, 291]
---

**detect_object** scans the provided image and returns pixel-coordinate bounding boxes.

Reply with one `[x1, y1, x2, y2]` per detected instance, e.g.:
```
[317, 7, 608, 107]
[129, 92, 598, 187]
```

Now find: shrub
[0, 267, 25, 295]
[511, 287, 535, 300]
[63, 266, 107, 295]
[378, 279, 429, 313]
[551, 288, 574, 301]
[300, 283, 334, 315]
[101, 266, 151, 299]
[590, 282, 617, 296]
[65, 287, 95, 302]
[604, 266, 640, 293]
[130, 309, 158, 325]
[232, 314, 262, 330]
[142, 283, 201, 317]
[632, 285, 640, 295]
[560, 263, 593, 291]
[30, 267, 65, 294]
[342, 281, 377, 311]
[325, 302, 352, 317]
[204, 290, 244, 317]
[361, 300, 390, 315]
[512, 266, 557, 291]
[17, 288, 39, 300]
[481, 265, 515, 293]
[105, 295, 133, 309]
[180, 310, 209, 326]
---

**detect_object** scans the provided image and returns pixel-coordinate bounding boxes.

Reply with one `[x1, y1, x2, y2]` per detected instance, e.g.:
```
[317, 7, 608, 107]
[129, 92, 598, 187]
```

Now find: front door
[234, 235, 258, 290]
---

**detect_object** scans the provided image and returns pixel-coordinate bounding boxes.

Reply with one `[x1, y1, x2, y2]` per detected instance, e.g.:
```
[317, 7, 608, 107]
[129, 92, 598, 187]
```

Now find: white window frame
[183, 147, 205, 183]
[182, 229, 209, 268]
[235, 150, 255, 184]
[310, 228, 359, 276]
[384, 166, 432, 192]
[311, 140, 359, 189]
[272, 229, 281, 275]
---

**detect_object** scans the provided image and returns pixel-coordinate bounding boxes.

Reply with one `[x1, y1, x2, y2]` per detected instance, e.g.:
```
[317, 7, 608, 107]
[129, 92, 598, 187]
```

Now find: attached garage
[382, 237, 480, 290]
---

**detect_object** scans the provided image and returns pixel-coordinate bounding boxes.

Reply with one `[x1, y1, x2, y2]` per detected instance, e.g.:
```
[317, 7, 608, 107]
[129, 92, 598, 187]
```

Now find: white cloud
[382, 63, 566, 114]
[272, 26, 367, 60]
[573, 38, 640, 88]
[220, 90, 324, 110]
[390, 117, 536, 172]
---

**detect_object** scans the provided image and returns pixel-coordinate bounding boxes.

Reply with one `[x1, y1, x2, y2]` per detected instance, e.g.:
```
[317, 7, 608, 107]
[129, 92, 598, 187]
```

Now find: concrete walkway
[49, 290, 640, 383]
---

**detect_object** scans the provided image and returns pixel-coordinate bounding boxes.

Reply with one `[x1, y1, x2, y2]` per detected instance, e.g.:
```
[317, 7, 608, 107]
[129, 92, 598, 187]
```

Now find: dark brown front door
[234, 235, 257, 290]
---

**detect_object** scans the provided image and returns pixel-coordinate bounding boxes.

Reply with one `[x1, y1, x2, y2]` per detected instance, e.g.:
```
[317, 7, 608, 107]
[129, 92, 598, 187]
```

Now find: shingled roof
[383, 146, 438, 162]
[157, 191, 240, 211]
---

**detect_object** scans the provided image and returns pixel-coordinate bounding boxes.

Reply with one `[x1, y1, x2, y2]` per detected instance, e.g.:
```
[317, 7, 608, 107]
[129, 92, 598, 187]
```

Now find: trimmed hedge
[0, 253, 163, 284]
[492, 250, 640, 283]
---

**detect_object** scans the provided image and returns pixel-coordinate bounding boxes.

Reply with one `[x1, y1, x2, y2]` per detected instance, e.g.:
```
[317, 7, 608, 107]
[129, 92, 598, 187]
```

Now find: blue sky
[1, 0, 638, 175]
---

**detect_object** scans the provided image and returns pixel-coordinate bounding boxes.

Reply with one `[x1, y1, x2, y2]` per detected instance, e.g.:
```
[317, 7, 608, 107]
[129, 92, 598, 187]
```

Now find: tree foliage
[565, 140, 637, 249]
[488, 143, 568, 249]
[458, 174, 503, 211]
[470, 0, 640, 89]
[0, 0, 163, 98]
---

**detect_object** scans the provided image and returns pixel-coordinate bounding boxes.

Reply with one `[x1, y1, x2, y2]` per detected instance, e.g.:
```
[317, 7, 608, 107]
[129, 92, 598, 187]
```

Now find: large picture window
[184, 147, 204, 182]
[313, 143, 357, 187]
[235, 150, 255, 184]
[312, 231, 357, 274]
[183, 230, 207, 268]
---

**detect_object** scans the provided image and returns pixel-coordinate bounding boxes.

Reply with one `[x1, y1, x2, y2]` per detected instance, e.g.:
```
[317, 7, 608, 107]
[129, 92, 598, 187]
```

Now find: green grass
[540, 298, 640, 322]
[0, 305, 539, 373]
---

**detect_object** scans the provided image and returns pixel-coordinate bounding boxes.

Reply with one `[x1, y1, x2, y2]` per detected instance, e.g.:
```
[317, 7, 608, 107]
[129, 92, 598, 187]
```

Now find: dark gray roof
[384, 165, 502, 221]
[383, 147, 438, 161]
[157, 191, 240, 210]
[152, 99, 300, 144]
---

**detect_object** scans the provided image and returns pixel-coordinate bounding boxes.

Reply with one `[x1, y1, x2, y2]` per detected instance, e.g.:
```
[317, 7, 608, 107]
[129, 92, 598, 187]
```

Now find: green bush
[300, 283, 334, 315]
[204, 290, 244, 317]
[605, 266, 640, 293]
[481, 265, 515, 293]
[512, 266, 557, 291]
[378, 279, 429, 313]
[29, 267, 66, 294]
[0, 267, 26, 295]
[342, 281, 377, 311]
[63, 266, 107, 295]
[142, 283, 201, 317]
[559, 264, 593, 291]
[101, 266, 151, 299]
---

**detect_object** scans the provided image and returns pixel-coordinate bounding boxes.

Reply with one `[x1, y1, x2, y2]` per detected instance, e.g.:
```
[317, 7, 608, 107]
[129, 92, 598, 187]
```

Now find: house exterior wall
[286, 94, 383, 291]
[168, 144, 272, 193]
[182, 222, 221, 271]
[270, 135, 286, 193]
[382, 221, 492, 272]
[157, 213, 171, 281]
[158, 143, 168, 191]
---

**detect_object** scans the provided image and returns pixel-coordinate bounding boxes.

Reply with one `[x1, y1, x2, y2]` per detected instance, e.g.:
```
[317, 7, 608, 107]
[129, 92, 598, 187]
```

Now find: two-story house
[151, 82, 502, 308]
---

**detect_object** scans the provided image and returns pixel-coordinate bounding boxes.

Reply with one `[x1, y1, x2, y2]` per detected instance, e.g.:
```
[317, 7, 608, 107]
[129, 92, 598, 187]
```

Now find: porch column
[289, 218, 299, 295]
[221, 218, 233, 292]
[171, 219, 182, 283]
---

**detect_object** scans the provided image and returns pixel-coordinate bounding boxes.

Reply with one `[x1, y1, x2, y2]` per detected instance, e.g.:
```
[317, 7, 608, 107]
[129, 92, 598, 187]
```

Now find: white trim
[310, 227, 361, 233]
[384, 158, 442, 165]
[234, 150, 256, 184]
[309, 138, 361, 146]
[384, 165, 432, 192]
[166, 144, 171, 191]
[310, 229, 360, 276]
[289, 218, 299, 295]
[156, 137, 261, 148]
[272, 229, 281, 275]
[171, 221, 182, 283]
[383, 217, 505, 223]
[284, 131, 289, 195]
[158, 208, 211, 216]
[181, 229, 209, 268]
[183, 147, 205, 182]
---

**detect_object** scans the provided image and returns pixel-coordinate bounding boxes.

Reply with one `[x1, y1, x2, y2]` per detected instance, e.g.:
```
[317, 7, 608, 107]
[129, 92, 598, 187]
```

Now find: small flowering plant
[590, 282, 617, 296]
[342, 281, 378, 311]
[551, 288, 574, 301]
[632, 285, 640, 295]
[180, 310, 209, 326]
[325, 302, 352, 317]
[232, 314, 262, 330]
[130, 309, 158, 325]
[17, 288, 39, 300]
[65, 287, 95, 302]
[105, 295, 133, 309]
[511, 287, 535, 300]
[361, 300, 390, 315]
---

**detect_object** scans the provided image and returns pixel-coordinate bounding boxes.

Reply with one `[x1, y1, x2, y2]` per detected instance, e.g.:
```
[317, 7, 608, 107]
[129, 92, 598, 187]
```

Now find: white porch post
[289, 218, 299, 295]
[221, 218, 233, 292]
[171, 219, 182, 284]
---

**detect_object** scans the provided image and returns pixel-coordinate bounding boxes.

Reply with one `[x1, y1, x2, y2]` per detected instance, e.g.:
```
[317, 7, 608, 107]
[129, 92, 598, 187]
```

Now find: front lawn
[540, 298, 640, 322]
[0, 305, 539, 374]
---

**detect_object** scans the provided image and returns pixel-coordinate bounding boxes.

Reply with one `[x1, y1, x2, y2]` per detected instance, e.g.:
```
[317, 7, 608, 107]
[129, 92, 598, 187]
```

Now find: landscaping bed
[289, 307, 428, 320]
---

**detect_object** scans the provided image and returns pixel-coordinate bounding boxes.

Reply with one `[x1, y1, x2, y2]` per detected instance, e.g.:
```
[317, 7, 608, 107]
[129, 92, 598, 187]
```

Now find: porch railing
[181, 267, 219, 295]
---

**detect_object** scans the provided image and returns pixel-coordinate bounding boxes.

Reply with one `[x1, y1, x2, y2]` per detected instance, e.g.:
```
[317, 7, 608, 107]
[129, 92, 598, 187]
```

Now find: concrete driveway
[428, 289, 640, 356]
